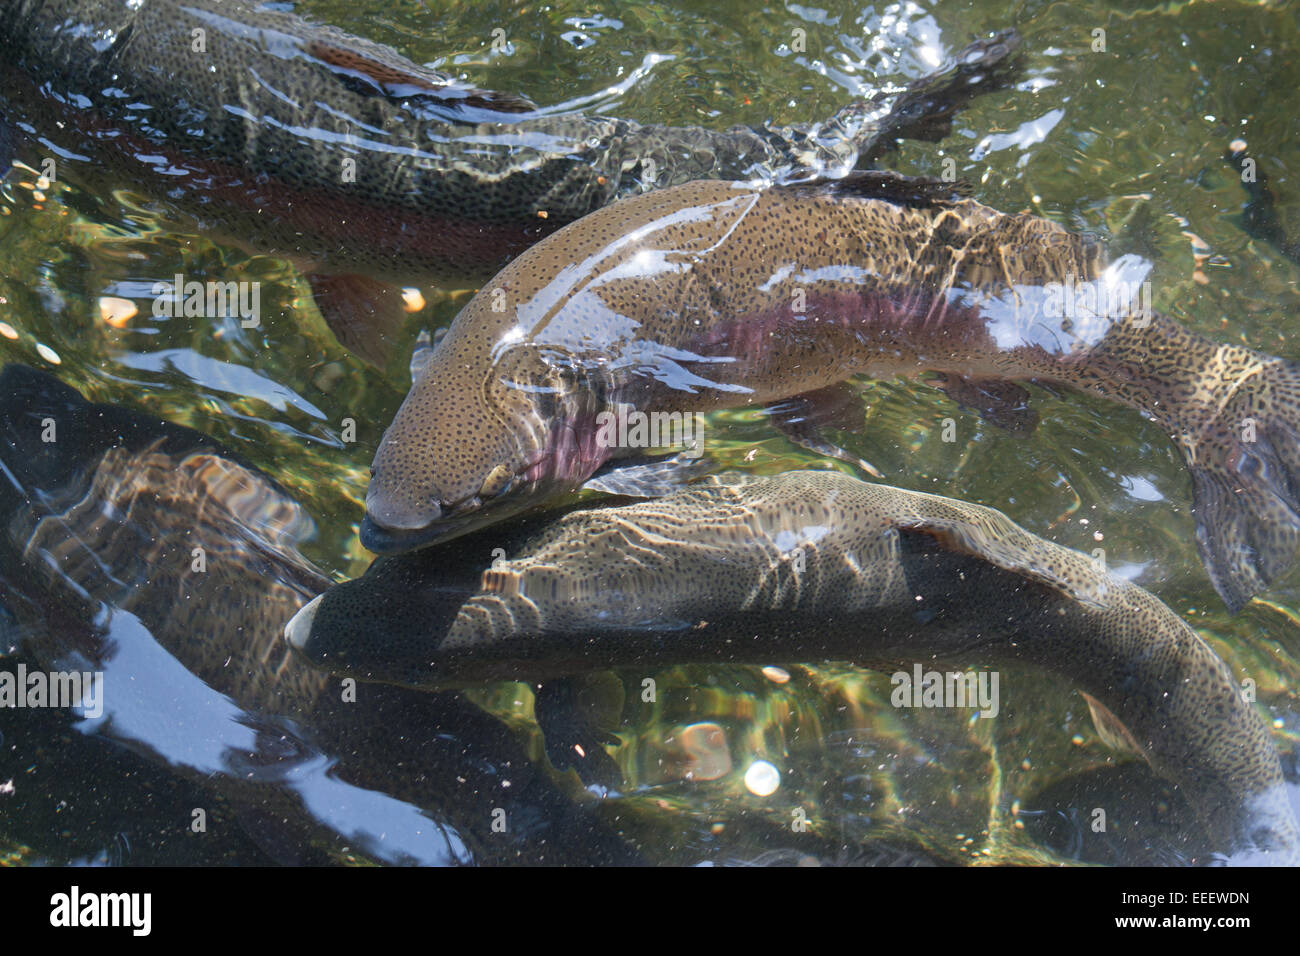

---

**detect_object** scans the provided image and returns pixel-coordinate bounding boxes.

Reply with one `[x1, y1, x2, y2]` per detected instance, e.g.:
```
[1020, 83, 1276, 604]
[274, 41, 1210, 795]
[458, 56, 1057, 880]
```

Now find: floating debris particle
[98, 296, 138, 328]
[678, 722, 732, 781]
[401, 288, 425, 312]
[35, 343, 61, 364]
[761, 666, 790, 684]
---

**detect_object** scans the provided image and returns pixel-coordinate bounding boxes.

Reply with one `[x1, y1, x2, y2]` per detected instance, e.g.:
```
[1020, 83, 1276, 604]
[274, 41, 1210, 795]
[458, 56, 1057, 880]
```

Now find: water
[0, 0, 1297, 865]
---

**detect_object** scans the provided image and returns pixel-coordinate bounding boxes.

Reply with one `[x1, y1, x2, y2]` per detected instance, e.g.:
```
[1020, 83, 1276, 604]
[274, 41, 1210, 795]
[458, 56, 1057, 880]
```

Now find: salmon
[364, 171, 1300, 612]
[0, 0, 1021, 363]
[296, 470, 1300, 862]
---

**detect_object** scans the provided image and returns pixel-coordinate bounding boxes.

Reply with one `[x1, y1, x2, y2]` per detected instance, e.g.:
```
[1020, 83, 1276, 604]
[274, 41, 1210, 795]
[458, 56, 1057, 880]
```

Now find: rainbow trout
[293, 470, 1300, 862]
[0, 0, 1020, 362]
[364, 171, 1300, 612]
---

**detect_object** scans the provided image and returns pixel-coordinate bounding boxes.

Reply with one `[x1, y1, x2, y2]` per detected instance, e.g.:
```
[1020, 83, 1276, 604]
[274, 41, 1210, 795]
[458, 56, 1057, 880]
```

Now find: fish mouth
[361, 407, 611, 554]
[359, 515, 450, 554]
[360, 462, 534, 554]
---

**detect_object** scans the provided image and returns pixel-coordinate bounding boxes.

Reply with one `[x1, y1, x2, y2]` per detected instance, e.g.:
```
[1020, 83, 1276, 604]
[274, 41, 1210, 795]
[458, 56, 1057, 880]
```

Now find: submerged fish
[0, 0, 1020, 363]
[1225, 140, 1300, 267]
[0, 364, 641, 865]
[364, 170, 1300, 612]
[295, 470, 1300, 861]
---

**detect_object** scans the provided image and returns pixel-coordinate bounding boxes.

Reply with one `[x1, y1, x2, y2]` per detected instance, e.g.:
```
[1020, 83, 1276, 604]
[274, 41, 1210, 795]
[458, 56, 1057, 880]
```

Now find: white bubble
[744, 759, 780, 796]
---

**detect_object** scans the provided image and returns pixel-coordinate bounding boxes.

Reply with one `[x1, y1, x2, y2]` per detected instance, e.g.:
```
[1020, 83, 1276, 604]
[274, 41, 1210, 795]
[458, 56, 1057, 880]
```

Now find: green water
[1, 0, 1297, 865]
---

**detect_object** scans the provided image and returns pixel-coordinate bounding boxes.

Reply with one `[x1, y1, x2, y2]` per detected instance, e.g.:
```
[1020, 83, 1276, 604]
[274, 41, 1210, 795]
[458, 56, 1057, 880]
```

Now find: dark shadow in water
[1020, 765, 1210, 867]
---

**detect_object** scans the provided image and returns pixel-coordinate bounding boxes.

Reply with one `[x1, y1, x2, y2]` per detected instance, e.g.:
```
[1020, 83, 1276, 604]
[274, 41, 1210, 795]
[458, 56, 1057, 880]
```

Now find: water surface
[1, 0, 1297, 866]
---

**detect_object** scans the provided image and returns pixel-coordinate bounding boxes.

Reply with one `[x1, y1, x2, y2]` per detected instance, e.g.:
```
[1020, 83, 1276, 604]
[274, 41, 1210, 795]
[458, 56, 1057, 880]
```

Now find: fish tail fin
[1177, 353, 1300, 611]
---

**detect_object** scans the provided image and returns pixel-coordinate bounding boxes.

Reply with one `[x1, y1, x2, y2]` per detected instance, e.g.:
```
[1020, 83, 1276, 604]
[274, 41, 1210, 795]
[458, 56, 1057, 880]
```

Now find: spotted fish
[363, 171, 1300, 612]
[0, 0, 1020, 363]
[296, 470, 1300, 861]
[0, 364, 641, 865]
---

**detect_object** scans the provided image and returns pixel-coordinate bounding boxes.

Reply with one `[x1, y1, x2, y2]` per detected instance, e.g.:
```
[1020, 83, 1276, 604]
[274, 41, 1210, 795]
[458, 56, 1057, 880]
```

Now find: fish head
[284, 555, 475, 688]
[361, 305, 608, 554]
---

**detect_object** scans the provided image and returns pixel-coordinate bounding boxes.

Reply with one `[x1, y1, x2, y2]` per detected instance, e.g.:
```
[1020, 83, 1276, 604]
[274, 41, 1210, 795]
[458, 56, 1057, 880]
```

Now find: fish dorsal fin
[304, 41, 537, 115]
[1080, 691, 1149, 761]
[892, 504, 1111, 610]
[782, 170, 973, 207]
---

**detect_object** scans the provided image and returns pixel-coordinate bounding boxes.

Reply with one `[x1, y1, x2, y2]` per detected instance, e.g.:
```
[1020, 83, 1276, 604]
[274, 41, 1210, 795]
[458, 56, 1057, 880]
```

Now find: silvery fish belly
[364, 171, 1300, 614]
[296, 470, 1300, 862]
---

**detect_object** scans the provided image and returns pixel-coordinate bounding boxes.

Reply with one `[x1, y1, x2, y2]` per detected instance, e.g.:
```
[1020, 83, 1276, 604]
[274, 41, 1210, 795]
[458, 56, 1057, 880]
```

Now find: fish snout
[361, 481, 445, 553]
[284, 594, 322, 650]
[361, 458, 528, 553]
[364, 481, 443, 530]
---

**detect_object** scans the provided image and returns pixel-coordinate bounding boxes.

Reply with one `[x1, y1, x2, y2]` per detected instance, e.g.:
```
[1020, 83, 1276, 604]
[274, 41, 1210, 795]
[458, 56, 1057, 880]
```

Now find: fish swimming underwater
[363, 171, 1300, 613]
[0, 0, 1021, 363]
[296, 470, 1300, 861]
[0, 364, 642, 865]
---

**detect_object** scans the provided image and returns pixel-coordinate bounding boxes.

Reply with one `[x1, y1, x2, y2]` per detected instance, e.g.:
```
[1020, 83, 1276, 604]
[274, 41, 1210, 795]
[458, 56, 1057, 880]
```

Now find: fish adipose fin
[1177, 355, 1300, 612]
[581, 450, 714, 498]
[306, 273, 411, 368]
[925, 372, 1039, 435]
[765, 385, 883, 478]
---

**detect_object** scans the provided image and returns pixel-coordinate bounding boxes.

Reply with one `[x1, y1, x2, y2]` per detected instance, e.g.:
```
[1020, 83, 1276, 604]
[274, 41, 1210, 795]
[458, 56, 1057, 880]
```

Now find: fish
[363, 170, 1300, 613]
[294, 469, 1300, 862]
[1224, 140, 1300, 266]
[0, 364, 642, 865]
[0, 0, 1022, 364]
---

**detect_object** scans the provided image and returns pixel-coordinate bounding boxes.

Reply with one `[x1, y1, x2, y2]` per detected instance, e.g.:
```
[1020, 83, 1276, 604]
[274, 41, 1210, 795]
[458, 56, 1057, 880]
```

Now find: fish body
[365, 171, 1300, 612]
[0, 0, 1020, 360]
[0, 364, 641, 865]
[298, 470, 1300, 861]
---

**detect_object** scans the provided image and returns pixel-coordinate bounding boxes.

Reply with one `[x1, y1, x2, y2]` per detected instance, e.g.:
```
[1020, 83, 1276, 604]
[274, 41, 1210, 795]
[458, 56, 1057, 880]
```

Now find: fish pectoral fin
[581, 451, 714, 499]
[306, 273, 412, 368]
[926, 372, 1039, 435]
[303, 41, 537, 115]
[894, 519, 1111, 611]
[1080, 691, 1150, 762]
[534, 676, 626, 789]
[765, 386, 883, 478]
